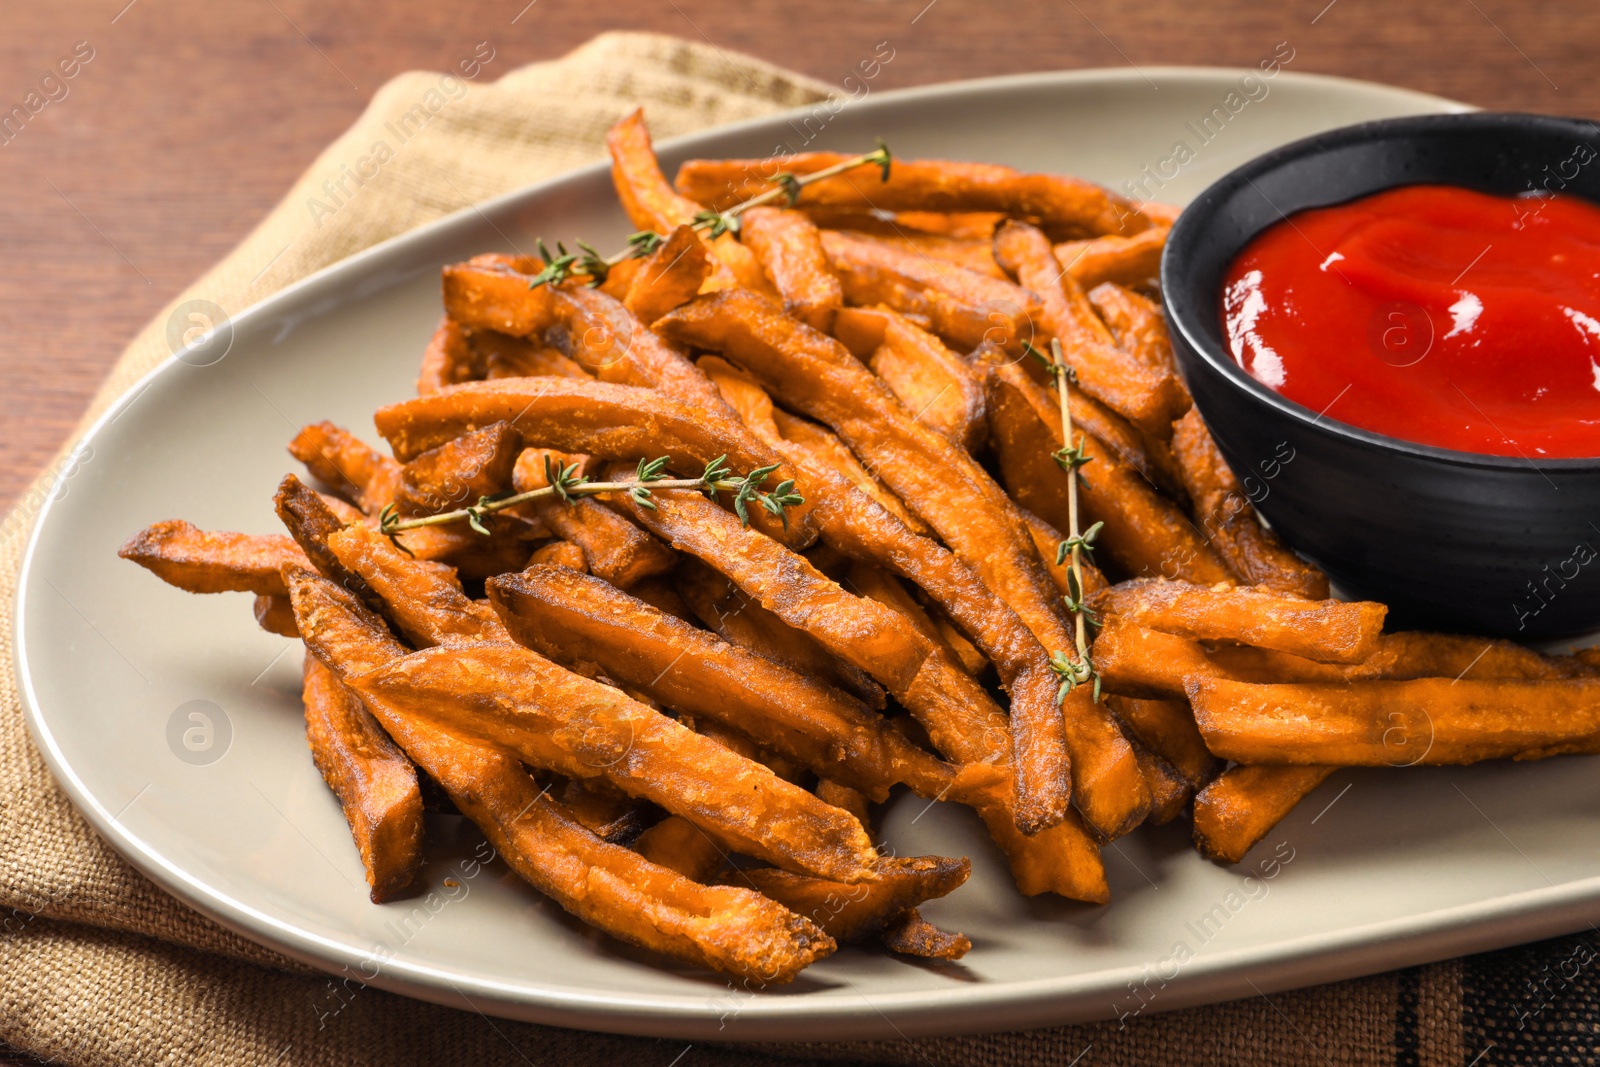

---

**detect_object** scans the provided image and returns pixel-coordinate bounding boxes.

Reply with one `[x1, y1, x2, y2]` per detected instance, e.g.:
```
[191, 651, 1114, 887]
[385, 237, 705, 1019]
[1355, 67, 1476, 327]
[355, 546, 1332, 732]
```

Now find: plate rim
[20, 64, 1559, 1042]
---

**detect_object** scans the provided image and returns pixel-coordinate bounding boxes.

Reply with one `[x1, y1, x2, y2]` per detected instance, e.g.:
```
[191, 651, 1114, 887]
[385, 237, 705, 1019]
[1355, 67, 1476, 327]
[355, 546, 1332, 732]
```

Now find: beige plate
[26, 68, 1583, 1042]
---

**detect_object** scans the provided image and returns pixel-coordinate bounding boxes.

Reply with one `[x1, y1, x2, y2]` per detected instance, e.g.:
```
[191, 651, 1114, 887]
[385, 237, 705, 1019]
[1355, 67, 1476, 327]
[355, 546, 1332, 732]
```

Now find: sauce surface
[1221, 184, 1600, 458]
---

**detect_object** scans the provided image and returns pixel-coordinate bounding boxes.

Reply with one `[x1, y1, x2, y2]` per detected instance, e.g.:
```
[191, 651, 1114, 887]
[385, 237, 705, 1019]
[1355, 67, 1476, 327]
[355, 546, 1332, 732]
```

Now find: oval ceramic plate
[26, 68, 1593, 1043]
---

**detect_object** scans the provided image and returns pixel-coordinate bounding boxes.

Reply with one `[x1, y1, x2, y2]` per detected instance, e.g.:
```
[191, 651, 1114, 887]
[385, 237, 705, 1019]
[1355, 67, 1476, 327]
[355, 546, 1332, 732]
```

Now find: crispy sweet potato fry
[821, 229, 1041, 354]
[1128, 739, 1192, 827]
[1092, 578, 1386, 665]
[675, 153, 1148, 238]
[557, 778, 655, 844]
[1093, 619, 1221, 700]
[624, 224, 711, 326]
[993, 221, 1187, 436]
[511, 449, 675, 588]
[1191, 676, 1600, 766]
[1105, 695, 1221, 791]
[288, 422, 403, 516]
[739, 207, 843, 332]
[302, 656, 424, 902]
[770, 409, 932, 537]
[119, 521, 306, 595]
[474, 329, 591, 381]
[847, 562, 987, 678]
[985, 360, 1231, 586]
[833, 228, 1007, 279]
[286, 567, 833, 980]
[394, 421, 522, 517]
[1170, 409, 1330, 599]
[1086, 282, 1181, 378]
[327, 523, 508, 646]
[736, 855, 970, 945]
[655, 290, 1149, 838]
[441, 253, 554, 336]
[1019, 508, 1108, 602]
[1054, 228, 1168, 291]
[1192, 765, 1336, 865]
[274, 474, 388, 613]
[607, 109, 765, 291]
[633, 815, 726, 881]
[487, 566, 954, 801]
[614, 481, 932, 695]
[373, 376, 814, 548]
[416, 317, 478, 395]
[676, 562, 886, 709]
[254, 593, 299, 637]
[527, 540, 588, 571]
[879, 908, 971, 960]
[348, 643, 888, 883]
[856, 307, 987, 452]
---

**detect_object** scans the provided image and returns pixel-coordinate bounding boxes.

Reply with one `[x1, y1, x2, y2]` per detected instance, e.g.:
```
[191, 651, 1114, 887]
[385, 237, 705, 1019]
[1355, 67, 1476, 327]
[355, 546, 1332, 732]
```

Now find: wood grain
[0, 4, 1592, 1055]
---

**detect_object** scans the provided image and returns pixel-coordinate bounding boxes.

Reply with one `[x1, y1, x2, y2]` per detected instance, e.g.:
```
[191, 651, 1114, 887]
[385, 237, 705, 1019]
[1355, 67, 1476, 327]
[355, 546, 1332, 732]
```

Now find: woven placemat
[0, 30, 1583, 1066]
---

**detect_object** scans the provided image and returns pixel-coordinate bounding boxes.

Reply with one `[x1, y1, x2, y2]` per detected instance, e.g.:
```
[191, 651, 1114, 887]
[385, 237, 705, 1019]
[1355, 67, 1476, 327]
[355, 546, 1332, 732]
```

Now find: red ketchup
[1220, 184, 1600, 458]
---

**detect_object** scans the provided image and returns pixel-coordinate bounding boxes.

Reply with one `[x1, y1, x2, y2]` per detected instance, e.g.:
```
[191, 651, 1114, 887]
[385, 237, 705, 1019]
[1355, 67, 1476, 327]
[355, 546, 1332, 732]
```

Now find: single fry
[674, 153, 1149, 237]
[441, 253, 553, 336]
[1054, 228, 1168, 291]
[739, 207, 843, 332]
[1018, 507, 1108, 601]
[1170, 409, 1330, 599]
[327, 523, 508, 647]
[119, 520, 306, 596]
[511, 449, 675, 588]
[347, 642, 889, 883]
[288, 421, 402, 516]
[487, 566, 954, 800]
[302, 656, 424, 903]
[848, 562, 987, 678]
[821, 229, 1041, 354]
[473, 329, 591, 381]
[416, 317, 477, 395]
[624, 224, 711, 326]
[736, 855, 969, 945]
[1086, 282, 1182, 378]
[830, 227, 1007, 279]
[1128, 739, 1192, 827]
[395, 421, 522, 517]
[286, 567, 834, 981]
[861, 307, 987, 453]
[1192, 765, 1336, 864]
[993, 220, 1187, 435]
[1105, 695, 1221, 791]
[526, 540, 587, 571]
[633, 815, 726, 881]
[985, 360, 1232, 585]
[1091, 578, 1386, 665]
[879, 908, 972, 960]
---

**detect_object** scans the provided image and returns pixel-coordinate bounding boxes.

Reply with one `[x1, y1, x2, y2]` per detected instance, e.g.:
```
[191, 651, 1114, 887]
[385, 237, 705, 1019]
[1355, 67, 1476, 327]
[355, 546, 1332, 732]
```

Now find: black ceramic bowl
[1162, 112, 1600, 639]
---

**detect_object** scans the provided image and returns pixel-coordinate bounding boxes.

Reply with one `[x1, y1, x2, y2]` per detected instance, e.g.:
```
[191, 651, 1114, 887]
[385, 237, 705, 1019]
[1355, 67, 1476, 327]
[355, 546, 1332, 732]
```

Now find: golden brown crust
[1192, 764, 1335, 865]
[1105, 695, 1222, 792]
[441, 253, 554, 337]
[394, 421, 522, 517]
[510, 449, 676, 588]
[735, 855, 970, 944]
[253, 593, 299, 637]
[740, 208, 843, 333]
[675, 154, 1149, 238]
[287, 421, 403, 516]
[302, 656, 424, 903]
[118, 520, 306, 596]
[1054, 228, 1169, 291]
[878, 908, 971, 960]
[416, 316, 479, 396]
[624, 224, 711, 326]
[861, 308, 987, 453]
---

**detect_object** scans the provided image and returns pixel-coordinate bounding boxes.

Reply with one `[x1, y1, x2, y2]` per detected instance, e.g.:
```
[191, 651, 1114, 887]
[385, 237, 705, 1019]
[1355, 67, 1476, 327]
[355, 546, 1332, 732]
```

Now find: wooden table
[0, 2, 1593, 1063]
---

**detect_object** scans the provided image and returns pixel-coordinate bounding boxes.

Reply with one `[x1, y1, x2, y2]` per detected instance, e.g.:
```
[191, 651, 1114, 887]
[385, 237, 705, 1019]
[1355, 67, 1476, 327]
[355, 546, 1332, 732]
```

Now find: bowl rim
[1161, 109, 1600, 473]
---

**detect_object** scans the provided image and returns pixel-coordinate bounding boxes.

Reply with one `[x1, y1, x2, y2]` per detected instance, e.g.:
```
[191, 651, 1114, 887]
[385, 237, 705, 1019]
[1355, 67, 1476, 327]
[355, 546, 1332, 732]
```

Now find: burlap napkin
[0, 30, 1525, 1066]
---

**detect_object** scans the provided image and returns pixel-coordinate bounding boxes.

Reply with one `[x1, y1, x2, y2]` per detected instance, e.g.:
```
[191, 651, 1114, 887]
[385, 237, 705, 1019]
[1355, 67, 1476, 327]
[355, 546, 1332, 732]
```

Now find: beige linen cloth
[0, 32, 1465, 1067]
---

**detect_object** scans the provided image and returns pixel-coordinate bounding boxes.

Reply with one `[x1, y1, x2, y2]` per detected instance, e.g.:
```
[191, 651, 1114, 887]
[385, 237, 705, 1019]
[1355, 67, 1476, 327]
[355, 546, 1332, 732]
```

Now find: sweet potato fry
[302, 655, 424, 902]
[273, 474, 388, 614]
[416, 317, 478, 395]
[394, 421, 521, 517]
[254, 593, 299, 637]
[847, 562, 987, 678]
[830, 228, 1007, 279]
[441, 253, 554, 336]
[613, 481, 932, 695]
[1018, 508, 1107, 601]
[511, 449, 675, 588]
[607, 109, 765, 291]
[1192, 764, 1336, 864]
[769, 408, 931, 538]
[1054, 228, 1168, 291]
[373, 376, 814, 548]
[288, 422, 402, 516]
[676, 562, 886, 709]
[119, 521, 306, 595]
[286, 567, 834, 980]
[674, 153, 1148, 238]
[624, 224, 711, 325]
[821, 229, 1041, 354]
[473, 330, 591, 381]
[1105, 695, 1221, 791]
[1091, 579, 1386, 665]
[800, 206, 1006, 243]
[1086, 282, 1181, 379]
[735, 855, 969, 945]
[1170, 409, 1330, 599]
[487, 566, 954, 801]
[856, 307, 986, 452]
[347, 642, 888, 883]
[633, 815, 726, 881]
[1128, 739, 1192, 827]
[985, 360, 1231, 585]
[527, 540, 587, 571]
[655, 289, 1147, 838]
[1093, 619, 1221, 700]
[739, 207, 842, 332]
[993, 220, 1187, 436]
[879, 908, 971, 960]
[1191, 676, 1600, 766]
[326, 523, 508, 646]
[556, 778, 655, 843]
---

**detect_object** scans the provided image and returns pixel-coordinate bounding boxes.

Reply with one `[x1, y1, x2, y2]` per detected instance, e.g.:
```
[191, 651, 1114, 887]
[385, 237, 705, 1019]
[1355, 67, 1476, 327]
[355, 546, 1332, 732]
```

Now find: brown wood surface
[0, 1, 1593, 1062]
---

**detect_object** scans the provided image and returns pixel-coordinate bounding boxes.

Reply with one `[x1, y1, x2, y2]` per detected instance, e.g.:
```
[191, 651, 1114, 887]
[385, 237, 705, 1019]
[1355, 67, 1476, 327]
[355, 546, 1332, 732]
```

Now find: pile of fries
[120, 109, 1600, 983]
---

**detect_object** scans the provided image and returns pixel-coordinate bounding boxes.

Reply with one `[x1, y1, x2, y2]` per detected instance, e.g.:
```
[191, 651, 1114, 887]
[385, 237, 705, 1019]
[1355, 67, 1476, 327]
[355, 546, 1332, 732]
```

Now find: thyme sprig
[527, 139, 892, 289]
[377, 454, 804, 548]
[1033, 338, 1104, 705]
